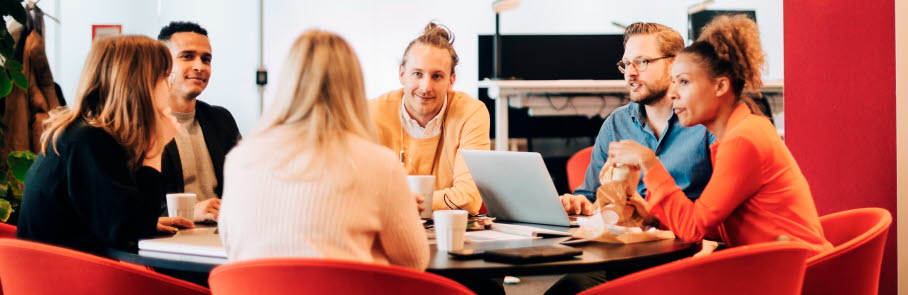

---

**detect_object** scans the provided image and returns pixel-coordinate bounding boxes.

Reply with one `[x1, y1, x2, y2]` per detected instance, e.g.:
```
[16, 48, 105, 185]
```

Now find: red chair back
[209, 258, 475, 295]
[0, 239, 209, 295]
[566, 146, 594, 191]
[0, 223, 14, 239]
[803, 207, 892, 295]
[579, 242, 811, 295]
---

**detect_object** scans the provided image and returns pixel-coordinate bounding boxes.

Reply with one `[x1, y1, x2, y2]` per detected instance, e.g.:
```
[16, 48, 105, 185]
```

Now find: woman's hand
[607, 140, 658, 173]
[157, 216, 195, 234]
[627, 192, 653, 221]
[693, 240, 721, 258]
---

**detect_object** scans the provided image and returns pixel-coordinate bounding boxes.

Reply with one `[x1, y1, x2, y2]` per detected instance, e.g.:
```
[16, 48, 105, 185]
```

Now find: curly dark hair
[157, 21, 208, 42]
[681, 14, 764, 96]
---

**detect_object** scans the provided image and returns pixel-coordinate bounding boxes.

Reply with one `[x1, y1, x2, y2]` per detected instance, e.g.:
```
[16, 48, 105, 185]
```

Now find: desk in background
[477, 79, 784, 151]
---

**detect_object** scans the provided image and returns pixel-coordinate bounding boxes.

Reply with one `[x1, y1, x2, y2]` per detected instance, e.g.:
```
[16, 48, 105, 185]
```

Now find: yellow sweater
[370, 89, 491, 214]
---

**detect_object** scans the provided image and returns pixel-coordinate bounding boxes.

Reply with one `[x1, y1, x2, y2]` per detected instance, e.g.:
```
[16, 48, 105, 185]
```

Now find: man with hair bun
[370, 22, 490, 215]
[611, 14, 832, 257]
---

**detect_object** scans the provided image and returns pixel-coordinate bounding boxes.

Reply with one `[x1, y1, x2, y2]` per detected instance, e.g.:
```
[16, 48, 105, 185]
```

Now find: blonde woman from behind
[218, 30, 429, 270]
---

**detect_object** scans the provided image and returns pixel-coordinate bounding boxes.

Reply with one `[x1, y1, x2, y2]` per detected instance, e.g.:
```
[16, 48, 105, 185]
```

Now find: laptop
[137, 227, 227, 264]
[462, 150, 579, 227]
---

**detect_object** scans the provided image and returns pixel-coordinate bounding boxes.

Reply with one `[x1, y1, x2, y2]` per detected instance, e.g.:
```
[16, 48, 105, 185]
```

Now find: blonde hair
[624, 22, 685, 57]
[401, 22, 459, 74]
[253, 30, 374, 184]
[40, 35, 172, 169]
[682, 14, 765, 97]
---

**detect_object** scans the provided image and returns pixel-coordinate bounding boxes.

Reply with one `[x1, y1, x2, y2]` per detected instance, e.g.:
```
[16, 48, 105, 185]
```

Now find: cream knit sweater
[218, 134, 429, 271]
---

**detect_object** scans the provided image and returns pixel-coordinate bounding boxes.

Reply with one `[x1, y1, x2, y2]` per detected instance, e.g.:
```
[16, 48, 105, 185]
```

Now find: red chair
[0, 223, 14, 239]
[802, 207, 892, 295]
[579, 242, 811, 295]
[209, 258, 475, 295]
[0, 224, 13, 295]
[0, 239, 209, 295]
[566, 146, 594, 191]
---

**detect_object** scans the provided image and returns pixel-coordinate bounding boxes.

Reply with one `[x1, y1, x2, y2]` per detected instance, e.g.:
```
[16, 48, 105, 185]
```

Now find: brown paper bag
[572, 163, 675, 244]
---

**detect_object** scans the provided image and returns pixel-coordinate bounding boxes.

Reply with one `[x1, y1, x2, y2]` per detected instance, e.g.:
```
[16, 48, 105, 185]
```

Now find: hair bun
[422, 22, 454, 45]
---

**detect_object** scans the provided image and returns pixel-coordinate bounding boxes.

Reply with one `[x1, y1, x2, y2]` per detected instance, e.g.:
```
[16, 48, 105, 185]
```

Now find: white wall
[40, 0, 782, 135]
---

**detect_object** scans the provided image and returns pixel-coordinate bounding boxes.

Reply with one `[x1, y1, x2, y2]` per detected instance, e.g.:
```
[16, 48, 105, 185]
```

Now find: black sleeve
[221, 106, 242, 142]
[64, 130, 163, 250]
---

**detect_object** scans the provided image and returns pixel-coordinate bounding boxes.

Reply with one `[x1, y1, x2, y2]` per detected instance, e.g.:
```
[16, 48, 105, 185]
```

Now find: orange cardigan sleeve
[431, 102, 491, 214]
[643, 135, 763, 242]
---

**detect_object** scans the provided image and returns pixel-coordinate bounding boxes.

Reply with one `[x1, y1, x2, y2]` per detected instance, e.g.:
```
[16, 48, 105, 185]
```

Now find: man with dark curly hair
[157, 21, 240, 223]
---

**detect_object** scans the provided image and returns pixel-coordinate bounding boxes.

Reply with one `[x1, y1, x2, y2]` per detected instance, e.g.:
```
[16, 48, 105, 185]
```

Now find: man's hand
[157, 217, 194, 234]
[559, 194, 597, 216]
[193, 198, 221, 222]
[414, 192, 425, 213]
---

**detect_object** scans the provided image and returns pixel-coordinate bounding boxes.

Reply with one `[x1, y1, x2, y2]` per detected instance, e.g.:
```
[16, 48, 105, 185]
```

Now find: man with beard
[560, 23, 714, 216]
[370, 22, 490, 216]
[157, 21, 241, 222]
[549, 22, 715, 295]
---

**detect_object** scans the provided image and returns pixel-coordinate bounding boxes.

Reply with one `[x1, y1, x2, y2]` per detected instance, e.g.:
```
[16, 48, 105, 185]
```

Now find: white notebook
[138, 227, 226, 260]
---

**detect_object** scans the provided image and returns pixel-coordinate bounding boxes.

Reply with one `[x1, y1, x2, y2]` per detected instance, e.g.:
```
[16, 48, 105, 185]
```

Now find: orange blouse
[643, 103, 833, 256]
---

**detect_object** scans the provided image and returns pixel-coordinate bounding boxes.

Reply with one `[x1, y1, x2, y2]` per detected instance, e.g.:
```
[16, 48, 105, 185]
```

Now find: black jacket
[18, 121, 162, 255]
[161, 100, 241, 212]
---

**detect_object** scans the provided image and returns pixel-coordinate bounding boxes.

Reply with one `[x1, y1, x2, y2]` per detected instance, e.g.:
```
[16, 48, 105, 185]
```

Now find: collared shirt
[574, 102, 715, 202]
[399, 96, 447, 139]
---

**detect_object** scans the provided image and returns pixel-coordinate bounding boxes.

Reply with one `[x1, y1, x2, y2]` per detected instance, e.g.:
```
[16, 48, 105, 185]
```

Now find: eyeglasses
[616, 55, 675, 74]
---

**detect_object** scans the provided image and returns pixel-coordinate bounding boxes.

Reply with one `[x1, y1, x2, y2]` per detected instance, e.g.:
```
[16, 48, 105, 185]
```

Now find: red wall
[784, 1, 896, 294]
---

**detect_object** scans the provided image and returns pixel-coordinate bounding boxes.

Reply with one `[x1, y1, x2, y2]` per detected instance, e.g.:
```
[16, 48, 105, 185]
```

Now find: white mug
[434, 210, 468, 251]
[166, 193, 197, 220]
[407, 175, 435, 219]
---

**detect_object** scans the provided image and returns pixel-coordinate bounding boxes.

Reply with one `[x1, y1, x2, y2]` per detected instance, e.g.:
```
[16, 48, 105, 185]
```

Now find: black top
[160, 100, 240, 214]
[17, 120, 163, 255]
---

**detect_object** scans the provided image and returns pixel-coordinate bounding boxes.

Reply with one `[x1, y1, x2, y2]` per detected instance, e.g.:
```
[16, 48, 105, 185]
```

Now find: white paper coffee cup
[166, 193, 197, 220]
[434, 210, 468, 251]
[407, 175, 435, 219]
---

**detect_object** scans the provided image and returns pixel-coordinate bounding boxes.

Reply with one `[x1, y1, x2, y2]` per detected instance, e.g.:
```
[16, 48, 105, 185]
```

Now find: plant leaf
[0, 199, 10, 223]
[8, 178, 21, 201]
[0, 171, 8, 196]
[5, 59, 22, 71]
[0, 35, 13, 59]
[8, 150, 35, 182]
[0, 70, 11, 97]
[9, 68, 26, 89]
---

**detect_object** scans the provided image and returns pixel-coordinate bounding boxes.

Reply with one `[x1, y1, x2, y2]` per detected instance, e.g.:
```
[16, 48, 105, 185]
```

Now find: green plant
[0, 0, 29, 96]
[0, 151, 34, 221]
[0, 0, 31, 222]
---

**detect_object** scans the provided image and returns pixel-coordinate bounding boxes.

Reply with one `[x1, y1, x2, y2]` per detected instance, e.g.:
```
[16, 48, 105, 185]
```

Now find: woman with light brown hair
[608, 15, 832, 256]
[218, 30, 429, 270]
[17, 35, 193, 255]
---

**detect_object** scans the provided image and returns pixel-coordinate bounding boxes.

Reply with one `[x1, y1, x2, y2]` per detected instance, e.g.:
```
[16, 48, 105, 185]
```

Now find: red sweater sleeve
[644, 136, 763, 242]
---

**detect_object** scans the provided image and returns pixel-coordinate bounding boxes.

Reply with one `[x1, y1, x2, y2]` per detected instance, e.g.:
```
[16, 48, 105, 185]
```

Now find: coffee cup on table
[434, 210, 468, 251]
[166, 193, 197, 220]
[407, 175, 435, 219]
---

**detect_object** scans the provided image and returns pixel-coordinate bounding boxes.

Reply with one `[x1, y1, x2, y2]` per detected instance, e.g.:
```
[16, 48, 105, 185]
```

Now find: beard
[629, 75, 670, 105]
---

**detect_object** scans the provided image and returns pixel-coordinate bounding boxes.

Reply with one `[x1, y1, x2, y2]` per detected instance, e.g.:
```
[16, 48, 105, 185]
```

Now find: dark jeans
[446, 274, 505, 295]
[545, 241, 719, 294]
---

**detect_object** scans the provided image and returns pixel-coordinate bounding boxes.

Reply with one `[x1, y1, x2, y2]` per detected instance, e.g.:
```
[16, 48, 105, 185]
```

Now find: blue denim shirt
[574, 102, 714, 202]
